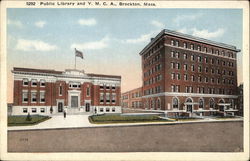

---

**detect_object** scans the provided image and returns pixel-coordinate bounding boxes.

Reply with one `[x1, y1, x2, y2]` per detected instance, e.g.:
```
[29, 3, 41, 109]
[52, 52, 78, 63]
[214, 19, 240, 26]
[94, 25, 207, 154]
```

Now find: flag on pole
[75, 48, 84, 59]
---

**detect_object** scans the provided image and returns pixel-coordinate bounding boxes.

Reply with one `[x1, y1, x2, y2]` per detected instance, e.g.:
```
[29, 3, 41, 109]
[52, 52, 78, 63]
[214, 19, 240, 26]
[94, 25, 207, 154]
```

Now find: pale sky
[7, 8, 243, 103]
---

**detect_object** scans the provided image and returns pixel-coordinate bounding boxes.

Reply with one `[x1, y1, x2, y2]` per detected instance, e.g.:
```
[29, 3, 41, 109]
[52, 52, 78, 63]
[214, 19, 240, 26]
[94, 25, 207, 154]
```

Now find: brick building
[11, 67, 121, 115]
[121, 87, 142, 109]
[140, 29, 240, 117]
[237, 84, 243, 116]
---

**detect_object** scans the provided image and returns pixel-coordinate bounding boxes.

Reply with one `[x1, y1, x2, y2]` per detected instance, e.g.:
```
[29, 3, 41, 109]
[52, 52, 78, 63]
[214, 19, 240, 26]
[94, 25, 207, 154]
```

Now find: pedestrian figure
[63, 110, 66, 118]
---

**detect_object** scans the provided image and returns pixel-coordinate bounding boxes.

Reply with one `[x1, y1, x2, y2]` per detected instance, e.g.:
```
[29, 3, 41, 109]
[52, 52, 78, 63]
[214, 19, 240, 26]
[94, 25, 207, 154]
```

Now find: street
[8, 121, 243, 152]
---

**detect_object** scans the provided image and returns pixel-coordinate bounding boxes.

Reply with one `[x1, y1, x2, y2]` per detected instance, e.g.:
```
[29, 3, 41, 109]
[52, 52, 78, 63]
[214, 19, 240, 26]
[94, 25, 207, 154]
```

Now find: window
[183, 53, 187, 59]
[205, 57, 208, 63]
[211, 59, 214, 64]
[171, 85, 175, 92]
[86, 87, 90, 96]
[198, 76, 202, 82]
[176, 63, 180, 69]
[172, 98, 179, 109]
[191, 65, 195, 72]
[100, 93, 104, 103]
[31, 79, 37, 86]
[171, 62, 175, 69]
[32, 108, 37, 113]
[209, 99, 215, 109]
[112, 85, 116, 90]
[198, 56, 202, 62]
[177, 73, 181, 80]
[23, 108, 28, 113]
[106, 84, 110, 90]
[40, 108, 45, 113]
[197, 46, 201, 51]
[191, 44, 194, 50]
[175, 52, 179, 58]
[22, 91, 28, 103]
[205, 67, 208, 73]
[176, 41, 179, 47]
[211, 68, 215, 74]
[198, 66, 202, 72]
[100, 84, 104, 89]
[204, 47, 207, 53]
[171, 73, 175, 79]
[217, 78, 221, 84]
[171, 51, 175, 57]
[106, 108, 110, 112]
[217, 59, 220, 65]
[112, 93, 116, 103]
[199, 99, 204, 109]
[183, 42, 187, 48]
[205, 77, 208, 83]
[59, 85, 62, 96]
[191, 55, 195, 61]
[184, 74, 188, 81]
[31, 92, 37, 102]
[112, 108, 115, 112]
[100, 108, 104, 112]
[106, 93, 110, 103]
[23, 79, 29, 86]
[211, 78, 215, 83]
[191, 75, 195, 82]
[40, 91, 45, 103]
[171, 40, 174, 46]
[40, 80, 45, 87]
[184, 64, 188, 71]
[69, 82, 80, 88]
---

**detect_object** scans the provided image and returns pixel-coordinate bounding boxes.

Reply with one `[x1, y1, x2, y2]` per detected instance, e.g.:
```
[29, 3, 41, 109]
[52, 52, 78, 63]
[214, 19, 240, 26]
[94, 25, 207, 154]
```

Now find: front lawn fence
[8, 115, 51, 126]
[89, 114, 171, 124]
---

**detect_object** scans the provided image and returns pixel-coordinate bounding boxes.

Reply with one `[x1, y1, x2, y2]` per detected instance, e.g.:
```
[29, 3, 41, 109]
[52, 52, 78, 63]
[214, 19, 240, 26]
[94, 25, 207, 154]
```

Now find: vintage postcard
[0, 0, 249, 160]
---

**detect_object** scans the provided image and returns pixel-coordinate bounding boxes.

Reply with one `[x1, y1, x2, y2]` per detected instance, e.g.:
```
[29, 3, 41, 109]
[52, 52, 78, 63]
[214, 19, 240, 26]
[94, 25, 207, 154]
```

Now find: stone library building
[139, 29, 240, 117]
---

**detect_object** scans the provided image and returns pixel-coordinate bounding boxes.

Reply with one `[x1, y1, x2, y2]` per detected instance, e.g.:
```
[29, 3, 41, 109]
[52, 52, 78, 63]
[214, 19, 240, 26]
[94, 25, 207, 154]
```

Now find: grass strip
[8, 115, 51, 126]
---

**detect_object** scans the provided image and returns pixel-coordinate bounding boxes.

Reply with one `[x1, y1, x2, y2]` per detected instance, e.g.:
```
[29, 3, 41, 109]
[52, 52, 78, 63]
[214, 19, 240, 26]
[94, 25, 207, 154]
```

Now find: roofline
[139, 29, 240, 55]
[12, 67, 121, 79]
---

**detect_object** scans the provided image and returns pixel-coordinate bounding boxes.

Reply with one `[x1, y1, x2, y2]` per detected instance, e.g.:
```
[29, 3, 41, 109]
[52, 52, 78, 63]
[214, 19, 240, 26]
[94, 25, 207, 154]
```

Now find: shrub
[26, 113, 32, 121]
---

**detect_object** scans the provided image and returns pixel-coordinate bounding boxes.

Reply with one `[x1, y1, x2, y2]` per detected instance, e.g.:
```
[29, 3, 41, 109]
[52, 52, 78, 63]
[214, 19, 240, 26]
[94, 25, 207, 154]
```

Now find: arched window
[231, 99, 235, 109]
[209, 98, 215, 109]
[150, 100, 154, 109]
[157, 98, 161, 109]
[199, 98, 204, 109]
[172, 97, 179, 109]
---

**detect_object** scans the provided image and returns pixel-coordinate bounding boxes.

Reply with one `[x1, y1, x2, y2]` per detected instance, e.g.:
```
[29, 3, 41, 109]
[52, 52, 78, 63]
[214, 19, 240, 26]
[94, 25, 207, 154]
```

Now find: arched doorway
[218, 99, 225, 112]
[199, 98, 204, 109]
[186, 98, 193, 113]
[157, 98, 161, 110]
[209, 98, 215, 109]
[172, 97, 179, 110]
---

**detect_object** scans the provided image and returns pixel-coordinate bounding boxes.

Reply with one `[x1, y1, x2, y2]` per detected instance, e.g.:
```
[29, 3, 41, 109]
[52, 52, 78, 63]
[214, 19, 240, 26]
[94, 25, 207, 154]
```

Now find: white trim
[142, 92, 238, 98]
[164, 44, 237, 60]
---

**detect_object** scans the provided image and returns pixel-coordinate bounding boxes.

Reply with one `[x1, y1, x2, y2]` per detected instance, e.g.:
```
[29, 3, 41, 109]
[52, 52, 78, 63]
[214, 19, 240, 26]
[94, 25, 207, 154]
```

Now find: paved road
[8, 121, 243, 152]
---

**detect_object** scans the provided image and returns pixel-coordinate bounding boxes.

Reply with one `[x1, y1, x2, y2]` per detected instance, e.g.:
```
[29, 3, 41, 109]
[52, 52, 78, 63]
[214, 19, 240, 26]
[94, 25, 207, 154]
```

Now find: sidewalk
[7, 114, 244, 131]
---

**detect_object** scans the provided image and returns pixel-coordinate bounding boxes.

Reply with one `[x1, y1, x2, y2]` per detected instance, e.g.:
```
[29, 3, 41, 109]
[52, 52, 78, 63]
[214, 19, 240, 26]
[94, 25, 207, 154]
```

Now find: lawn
[8, 115, 51, 126]
[89, 114, 170, 124]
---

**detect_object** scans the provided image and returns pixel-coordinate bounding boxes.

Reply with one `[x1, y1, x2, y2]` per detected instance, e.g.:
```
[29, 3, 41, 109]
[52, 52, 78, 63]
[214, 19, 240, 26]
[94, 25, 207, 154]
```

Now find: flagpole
[74, 48, 76, 69]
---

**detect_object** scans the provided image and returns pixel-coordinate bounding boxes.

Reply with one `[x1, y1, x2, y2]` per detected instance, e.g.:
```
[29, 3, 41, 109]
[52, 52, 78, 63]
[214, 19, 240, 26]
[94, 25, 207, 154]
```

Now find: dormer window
[23, 78, 29, 86]
[31, 79, 37, 86]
